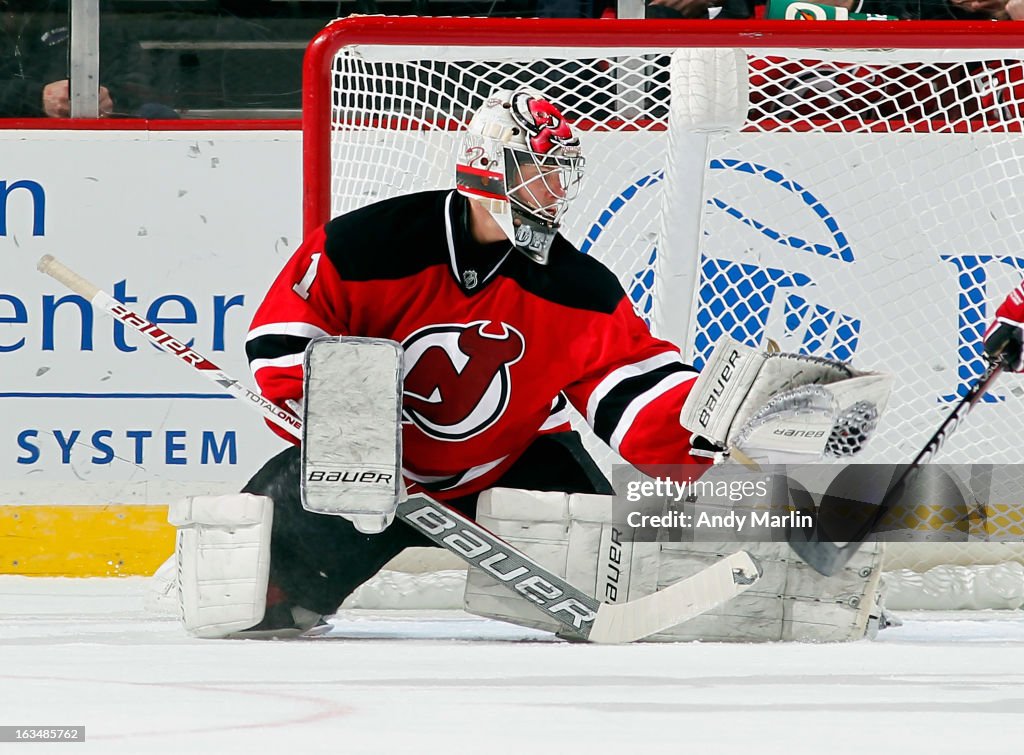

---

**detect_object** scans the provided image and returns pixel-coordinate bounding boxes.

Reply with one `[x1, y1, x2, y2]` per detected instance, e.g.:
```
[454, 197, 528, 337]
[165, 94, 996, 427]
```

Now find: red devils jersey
[246, 190, 705, 499]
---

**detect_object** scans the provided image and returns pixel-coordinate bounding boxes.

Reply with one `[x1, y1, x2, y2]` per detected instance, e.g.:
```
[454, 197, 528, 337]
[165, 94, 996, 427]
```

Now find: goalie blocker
[301, 336, 404, 534]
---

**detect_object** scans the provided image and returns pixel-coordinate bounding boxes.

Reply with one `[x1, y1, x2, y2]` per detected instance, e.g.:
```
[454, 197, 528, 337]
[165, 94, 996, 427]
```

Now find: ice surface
[2, 576, 1024, 754]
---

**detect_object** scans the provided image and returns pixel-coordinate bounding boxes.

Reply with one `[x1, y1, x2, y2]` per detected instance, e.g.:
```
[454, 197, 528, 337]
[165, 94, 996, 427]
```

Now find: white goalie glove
[680, 335, 893, 465]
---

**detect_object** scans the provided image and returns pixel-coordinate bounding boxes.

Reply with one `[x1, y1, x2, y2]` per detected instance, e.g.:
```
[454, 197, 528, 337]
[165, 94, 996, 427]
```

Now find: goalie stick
[788, 359, 1003, 577]
[37, 254, 761, 643]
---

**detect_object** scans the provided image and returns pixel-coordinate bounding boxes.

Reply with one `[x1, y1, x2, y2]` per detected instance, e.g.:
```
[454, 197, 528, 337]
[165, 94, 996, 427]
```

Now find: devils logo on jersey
[510, 91, 579, 156]
[402, 321, 525, 441]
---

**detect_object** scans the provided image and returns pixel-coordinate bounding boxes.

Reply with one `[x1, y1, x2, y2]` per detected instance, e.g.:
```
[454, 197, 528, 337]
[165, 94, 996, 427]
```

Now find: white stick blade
[587, 551, 760, 644]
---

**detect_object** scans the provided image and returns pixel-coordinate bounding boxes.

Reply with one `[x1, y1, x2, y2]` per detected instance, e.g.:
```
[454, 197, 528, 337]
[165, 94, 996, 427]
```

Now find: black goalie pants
[241, 431, 613, 616]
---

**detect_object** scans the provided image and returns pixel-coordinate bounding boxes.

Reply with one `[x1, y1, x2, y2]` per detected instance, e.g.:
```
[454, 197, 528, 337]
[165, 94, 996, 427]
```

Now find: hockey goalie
[166, 85, 893, 643]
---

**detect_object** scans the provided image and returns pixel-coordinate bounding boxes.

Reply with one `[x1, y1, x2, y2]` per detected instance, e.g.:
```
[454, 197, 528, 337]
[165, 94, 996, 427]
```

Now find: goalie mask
[456, 87, 585, 265]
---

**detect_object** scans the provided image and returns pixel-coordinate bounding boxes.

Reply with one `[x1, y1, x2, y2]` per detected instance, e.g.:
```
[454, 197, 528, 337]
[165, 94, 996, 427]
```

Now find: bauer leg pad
[168, 493, 273, 639]
[463, 487, 885, 642]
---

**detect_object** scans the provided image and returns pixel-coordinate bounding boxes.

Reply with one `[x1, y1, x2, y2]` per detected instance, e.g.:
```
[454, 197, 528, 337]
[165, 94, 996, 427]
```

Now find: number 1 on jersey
[293, 252, 322, 300]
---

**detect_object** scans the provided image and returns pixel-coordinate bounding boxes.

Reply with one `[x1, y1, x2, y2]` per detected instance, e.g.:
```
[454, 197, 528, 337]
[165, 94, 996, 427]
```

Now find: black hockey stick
[38, 254, 762, 642]
[787, 359, 1003, 577]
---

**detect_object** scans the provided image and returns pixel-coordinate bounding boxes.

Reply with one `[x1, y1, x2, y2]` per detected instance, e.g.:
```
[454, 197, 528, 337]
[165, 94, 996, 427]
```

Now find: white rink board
[0, 130, 301, 499]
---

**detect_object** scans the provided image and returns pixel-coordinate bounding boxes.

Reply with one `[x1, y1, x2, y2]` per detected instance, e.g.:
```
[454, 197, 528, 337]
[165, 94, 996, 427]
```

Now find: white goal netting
[306, 18, 1024, 610]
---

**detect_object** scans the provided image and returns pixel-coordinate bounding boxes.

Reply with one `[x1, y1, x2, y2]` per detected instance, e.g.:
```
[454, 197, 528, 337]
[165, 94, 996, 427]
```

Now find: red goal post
[302, 17, 1024, 606]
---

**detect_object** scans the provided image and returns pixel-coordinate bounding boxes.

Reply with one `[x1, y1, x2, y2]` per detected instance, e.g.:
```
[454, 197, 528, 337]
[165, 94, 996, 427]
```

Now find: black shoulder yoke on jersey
[322, 189, 628, 316]
[323, 190, 452, 281]
[497, 234, 625, 316]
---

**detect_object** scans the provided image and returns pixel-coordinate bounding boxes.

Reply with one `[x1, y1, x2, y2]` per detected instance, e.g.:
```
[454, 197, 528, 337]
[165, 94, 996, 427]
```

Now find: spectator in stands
[0, 0, 177, 118]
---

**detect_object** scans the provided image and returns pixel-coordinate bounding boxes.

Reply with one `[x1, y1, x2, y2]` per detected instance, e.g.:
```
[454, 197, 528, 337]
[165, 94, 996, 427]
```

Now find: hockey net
[305, 17, 1024, 611]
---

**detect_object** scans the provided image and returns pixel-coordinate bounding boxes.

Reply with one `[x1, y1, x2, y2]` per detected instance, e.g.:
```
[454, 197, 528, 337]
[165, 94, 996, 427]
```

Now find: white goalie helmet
[456, 87, 585, 264]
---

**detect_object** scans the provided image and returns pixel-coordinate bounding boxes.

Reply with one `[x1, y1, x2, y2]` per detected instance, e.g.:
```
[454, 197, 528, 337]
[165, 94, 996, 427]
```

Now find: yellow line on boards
[0, 505, 174, 577]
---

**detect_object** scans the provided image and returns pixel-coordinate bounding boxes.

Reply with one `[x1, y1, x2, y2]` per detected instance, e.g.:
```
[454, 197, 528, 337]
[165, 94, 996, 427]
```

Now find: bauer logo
[698, 348, 741, 429]
[772, 428, 826, 438]
[404, 497, 597, 630]
[109, 303, 214, 368]
[307, 469, 394, 486]
[601, 526, 628, 603]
